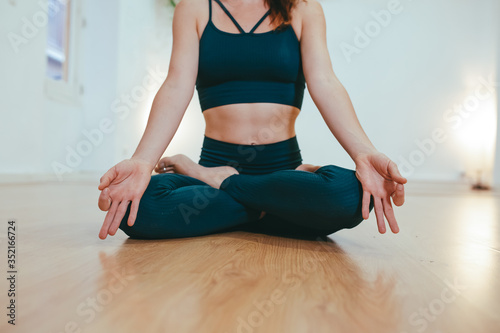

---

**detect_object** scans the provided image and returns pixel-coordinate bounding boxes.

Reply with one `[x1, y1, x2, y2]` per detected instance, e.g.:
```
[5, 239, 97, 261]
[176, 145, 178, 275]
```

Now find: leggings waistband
[198, 135, 303, 175]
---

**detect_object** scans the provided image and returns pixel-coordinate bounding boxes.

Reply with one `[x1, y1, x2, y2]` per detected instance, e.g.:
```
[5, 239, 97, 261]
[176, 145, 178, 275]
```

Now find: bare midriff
[203, 103, 300, 145]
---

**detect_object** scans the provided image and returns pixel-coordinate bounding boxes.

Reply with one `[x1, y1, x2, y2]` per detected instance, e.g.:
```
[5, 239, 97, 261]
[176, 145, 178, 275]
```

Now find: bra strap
[249, 10, 271, 33]
[209, 0, 212, 22]
[213, 0, 246, 34]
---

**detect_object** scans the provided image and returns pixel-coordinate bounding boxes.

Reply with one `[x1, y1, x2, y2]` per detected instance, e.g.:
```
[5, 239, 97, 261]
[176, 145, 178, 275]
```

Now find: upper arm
[164, 0, 201, 91]
[299, 0, 340, 88]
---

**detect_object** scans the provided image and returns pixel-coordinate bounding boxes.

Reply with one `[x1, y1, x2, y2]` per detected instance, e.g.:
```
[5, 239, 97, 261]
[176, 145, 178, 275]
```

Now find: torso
[196, 0, 304, 145]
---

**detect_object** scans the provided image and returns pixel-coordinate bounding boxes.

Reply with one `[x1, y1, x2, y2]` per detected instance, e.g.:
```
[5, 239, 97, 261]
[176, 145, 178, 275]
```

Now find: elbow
[163, 75, 195, 96]
[318, 74, 343, 89]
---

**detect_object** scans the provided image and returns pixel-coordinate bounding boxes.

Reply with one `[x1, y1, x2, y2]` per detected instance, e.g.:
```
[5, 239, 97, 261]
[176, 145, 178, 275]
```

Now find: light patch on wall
[455, 93, 497, 188]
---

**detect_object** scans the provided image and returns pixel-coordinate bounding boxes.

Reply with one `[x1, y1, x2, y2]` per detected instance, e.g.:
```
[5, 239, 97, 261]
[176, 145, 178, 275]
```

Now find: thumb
[98, 188, 112, 211]
[388, 161, 407, 184]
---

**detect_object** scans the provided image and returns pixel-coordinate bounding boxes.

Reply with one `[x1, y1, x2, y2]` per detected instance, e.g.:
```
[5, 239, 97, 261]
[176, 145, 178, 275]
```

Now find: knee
[348, 176, 376, 226]
[317, 199, 374, 234]
[117, 200, 154, 239]
[314, 165, 375, 230]
[118, 202, 141, 238]
[344, 194, 374, 230]
[117, 177, 172, 239]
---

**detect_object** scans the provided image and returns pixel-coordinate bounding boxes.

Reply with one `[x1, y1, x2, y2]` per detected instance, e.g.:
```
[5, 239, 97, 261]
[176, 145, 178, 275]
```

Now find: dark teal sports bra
[196, 0, 306, 112]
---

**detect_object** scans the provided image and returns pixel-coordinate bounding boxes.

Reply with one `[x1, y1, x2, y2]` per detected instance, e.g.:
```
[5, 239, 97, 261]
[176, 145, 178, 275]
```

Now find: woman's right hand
[97, 158, 153, 239]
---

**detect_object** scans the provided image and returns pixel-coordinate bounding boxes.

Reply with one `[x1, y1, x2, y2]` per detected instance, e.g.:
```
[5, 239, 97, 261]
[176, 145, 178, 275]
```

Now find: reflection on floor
[0, 181, 499, 333]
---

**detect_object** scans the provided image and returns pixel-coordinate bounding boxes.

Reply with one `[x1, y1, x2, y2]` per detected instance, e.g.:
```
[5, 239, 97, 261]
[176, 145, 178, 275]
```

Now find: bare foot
[295, 163, 322, 173]
[157, 155, 267, 219]
[155, 154, 239, 189]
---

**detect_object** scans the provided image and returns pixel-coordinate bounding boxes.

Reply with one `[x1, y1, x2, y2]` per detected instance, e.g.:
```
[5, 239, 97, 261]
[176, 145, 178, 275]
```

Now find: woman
[97, 0, 407, 240]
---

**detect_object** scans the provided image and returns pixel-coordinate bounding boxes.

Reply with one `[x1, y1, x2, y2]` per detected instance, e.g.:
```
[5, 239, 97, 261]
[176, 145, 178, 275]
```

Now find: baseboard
[1, 173, 499, 196]
[403, 180, 500, 196]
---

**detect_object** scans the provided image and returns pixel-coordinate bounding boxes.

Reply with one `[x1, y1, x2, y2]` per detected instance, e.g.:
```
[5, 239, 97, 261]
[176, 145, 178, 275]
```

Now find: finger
[388, 161, 407, 184]
[361, 191, 371, 220]
[154, 162, 173, 173]
[98, 166, 117, 190]
[98, 188, 112, 211]
[127, 199, 140, 227]
[99, 200, 119, 240]
[108, 200, 130, 236]
[158, 166, 174, 174]
[382, 197, 399, 233]
[373, 197, 386, 234]
[392, 184, 405, 206]
[154, 162, 164, 173]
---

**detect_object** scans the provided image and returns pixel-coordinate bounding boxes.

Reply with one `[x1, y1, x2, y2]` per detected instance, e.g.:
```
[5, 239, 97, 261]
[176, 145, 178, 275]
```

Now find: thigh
[220, 164, 374, 233]
[119, 173, 261, 239]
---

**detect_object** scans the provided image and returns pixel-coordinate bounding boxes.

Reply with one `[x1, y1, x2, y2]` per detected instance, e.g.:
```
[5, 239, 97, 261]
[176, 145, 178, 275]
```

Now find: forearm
[131, 80, 193, 170]
[309, 79, 379, 162]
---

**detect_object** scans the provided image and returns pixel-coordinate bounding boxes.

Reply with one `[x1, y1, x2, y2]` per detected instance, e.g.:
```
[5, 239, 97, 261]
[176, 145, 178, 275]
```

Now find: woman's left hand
[354, 152, 407, 234]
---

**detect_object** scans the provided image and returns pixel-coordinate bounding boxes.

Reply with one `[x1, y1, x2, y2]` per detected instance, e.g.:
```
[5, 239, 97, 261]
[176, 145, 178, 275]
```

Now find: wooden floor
[0, 181, 499, 333]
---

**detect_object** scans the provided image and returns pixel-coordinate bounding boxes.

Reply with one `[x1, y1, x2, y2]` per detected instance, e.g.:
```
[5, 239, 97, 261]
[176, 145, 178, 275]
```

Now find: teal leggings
[119, 136, 374, 239]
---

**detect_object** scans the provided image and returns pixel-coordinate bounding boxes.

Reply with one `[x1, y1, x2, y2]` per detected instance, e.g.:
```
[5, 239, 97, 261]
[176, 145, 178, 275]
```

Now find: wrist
[352, 149, 381, 164]
[130, 156, 156, 171]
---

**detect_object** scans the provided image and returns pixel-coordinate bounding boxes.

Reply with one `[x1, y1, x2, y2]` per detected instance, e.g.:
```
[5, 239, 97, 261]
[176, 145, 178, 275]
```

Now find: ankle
[174, 154, 200, 175]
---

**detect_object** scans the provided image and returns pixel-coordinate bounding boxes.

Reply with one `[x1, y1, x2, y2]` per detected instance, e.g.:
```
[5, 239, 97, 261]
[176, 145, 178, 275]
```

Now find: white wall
[493, 25, 500, 189]
[111, 0, 208, 166]
[0, 0, 120, 180]
[296, 0, 500, 184]
[1, 1, 50, 175]
[0, 0, 499, 186]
